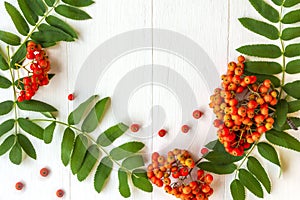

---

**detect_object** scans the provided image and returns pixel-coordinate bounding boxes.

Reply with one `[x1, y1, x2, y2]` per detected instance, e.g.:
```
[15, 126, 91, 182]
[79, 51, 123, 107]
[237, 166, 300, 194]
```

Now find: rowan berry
[204, 174, 213, 184]
[130, 124, 140, 132]
[68, 93, 75, 101]
[158, 129, 167, 137]
[263, 79, 271, 88]
[238, 55, 245, 63]
[40, 167, 50, 177]
[193, 110, 203, 119]
[56, 189, 64, 198]
[181, 125, 190, 133]
[201, 184, 211, 193]
[15, 182, 24, 190]
[182, 186, 192, 195]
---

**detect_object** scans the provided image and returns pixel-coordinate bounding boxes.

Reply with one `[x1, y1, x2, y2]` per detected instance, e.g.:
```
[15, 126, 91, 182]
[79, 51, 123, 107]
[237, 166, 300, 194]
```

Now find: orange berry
[238, 55, 245, 63]
[182, 186, 192, 195]
[185, 158, 195, 168]
[204, 174, 214, 184]
[263, 79, 271, 88]
[181, 125, 190, 133]
[152, 152, 160, 161]
[201, 184, 211, 193]
[130, 124, 140, 132]
[163, 177, 171, 185]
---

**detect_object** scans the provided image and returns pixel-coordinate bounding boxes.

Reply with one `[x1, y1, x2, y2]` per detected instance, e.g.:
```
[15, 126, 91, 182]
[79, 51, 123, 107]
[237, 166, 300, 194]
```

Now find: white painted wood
[0, 0, 299, 200]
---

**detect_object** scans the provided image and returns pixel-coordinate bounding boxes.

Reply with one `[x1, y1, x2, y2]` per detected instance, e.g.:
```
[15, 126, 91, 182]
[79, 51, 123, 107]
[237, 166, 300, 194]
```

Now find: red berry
[130, 124, 140, 132]
[181, 125, 190, 133]
[193, 110, 203, 119]
[40, 167, 50, 177]
[56, 189, 64, 198]
[15, 182, 24, 190]
[68, 94, 74, 101]
[158, 129, 167, 137]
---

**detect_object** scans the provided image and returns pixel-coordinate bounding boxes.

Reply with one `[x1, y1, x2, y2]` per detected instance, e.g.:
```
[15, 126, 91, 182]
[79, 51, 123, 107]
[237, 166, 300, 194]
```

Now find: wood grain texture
[0, 0, 299, 199]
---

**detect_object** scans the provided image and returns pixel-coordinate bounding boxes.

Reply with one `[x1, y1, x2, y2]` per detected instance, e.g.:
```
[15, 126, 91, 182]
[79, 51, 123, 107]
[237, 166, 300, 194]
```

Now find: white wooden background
[0, 0, 300, 200]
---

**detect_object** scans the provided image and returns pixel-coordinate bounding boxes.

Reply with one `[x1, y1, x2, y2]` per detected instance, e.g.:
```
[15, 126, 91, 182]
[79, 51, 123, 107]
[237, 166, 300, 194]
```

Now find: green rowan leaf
[122, 155, 144, 170]
[4, 2, 29, 36]
[230, 179, 245, 200]
[11, 43, 26, 69]
[0, 119, 15, 138]
[0, 135, 15, 156]
[271, 0, 284, 5]
[0, 101, 14, 116]
[31, 25, 74, 43]
[61, 128, 75, 166]
[43, 122, 56, 144]
[70, 134, 88, 174]
[282, 9, 300, 24]
[0, 53, 9, 70]
[288, 100, 300, 113]
[284, 0, 300, 7]
[131, 172, 153, 193]
[18, 0, 38, 25]
[110, 141, 145, 160]
[37, 23, 74, 41]
[245, 61, 282, 75]
[266, 129, 300, 152]
[77, 145, 100, 181]
[44, 0, 55, 7]
[204, 151, 244, 165]
[62, 0, 95, 7]
[239, 18, 279, 40]
[25, 0, 46, 16]
[275, 99, 288, 128]
[257, 142, 281, 167]
[118, 169, 131, 198]
[94, 156, 113, 193]
[68, 95, 98, 125]
[197, 161, 236, 174]
[238, 169, 264, 198]
[0, 75, 12, 88]
[96, 123, 128, 147]
[46, 15, 78, 39]
[55, 5, 92, 20]
[281, 27, 300, 41]
[285, 43, 300, 57]
[9, 142, 22, 165]
[237, 44, 282, 58]
[17, 134, 36, 159]
[249, 0, 280, 23]
[0, 30, 21, 46]
[17, 99, 57, 112]
[18, 118, 44, 139]
[81, 97, 110, 133]
[247, 156, 271, 193]
[286, 59, 300, 74]
[283, 80, 300, 99]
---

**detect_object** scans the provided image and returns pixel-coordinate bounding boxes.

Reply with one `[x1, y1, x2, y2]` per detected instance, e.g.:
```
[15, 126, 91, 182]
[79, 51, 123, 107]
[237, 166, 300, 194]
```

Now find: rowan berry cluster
[17, 41, 51, 102]
[210, 56, 278, 156]
[147, 149, 214, 200]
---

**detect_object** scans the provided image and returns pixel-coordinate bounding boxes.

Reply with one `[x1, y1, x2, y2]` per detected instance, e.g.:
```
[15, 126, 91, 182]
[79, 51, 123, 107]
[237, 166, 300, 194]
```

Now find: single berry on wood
[193, 110, 203, 119]
[15, 182, 24, 190]
[181, 125, 190, 133]
[40, 167, 50, 177]
[56, 189, 64, 198]
[68, 94, 75, 101]
[158, 129, 167, 137]
[130, 124, 140, 132]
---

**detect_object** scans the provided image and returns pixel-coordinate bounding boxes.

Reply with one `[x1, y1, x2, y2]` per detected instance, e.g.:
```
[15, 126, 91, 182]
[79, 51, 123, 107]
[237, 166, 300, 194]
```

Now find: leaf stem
[234, 140, 259, 179]
[279, 4, 286, 99]
[6, 46, 18, 135]
[31, 118, 134, 175]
